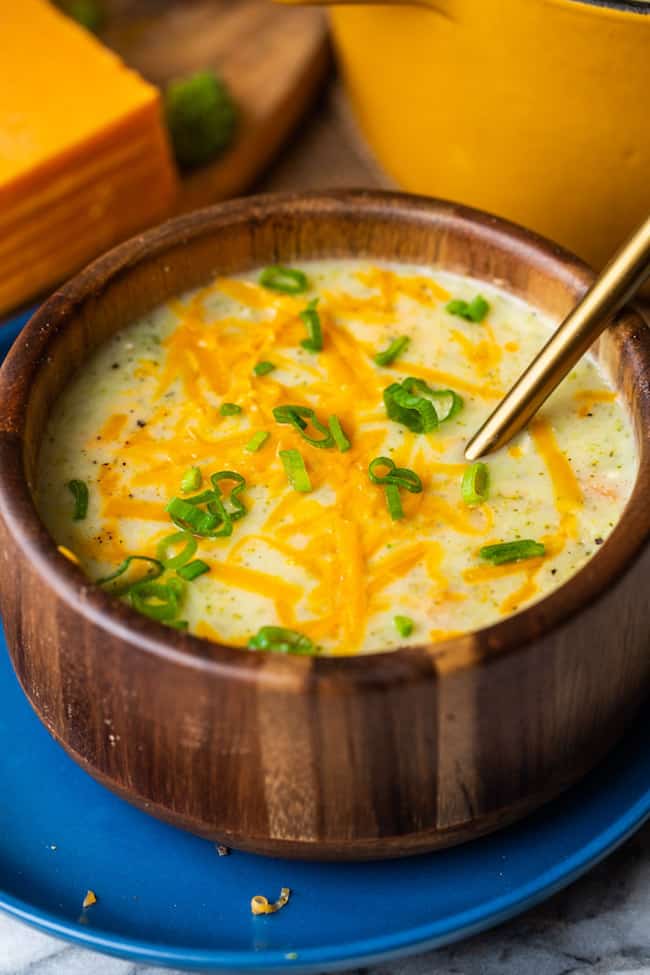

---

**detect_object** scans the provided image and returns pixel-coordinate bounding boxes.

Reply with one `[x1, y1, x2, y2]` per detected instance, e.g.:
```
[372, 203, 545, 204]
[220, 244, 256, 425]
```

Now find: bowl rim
[1, 188, 649, 683]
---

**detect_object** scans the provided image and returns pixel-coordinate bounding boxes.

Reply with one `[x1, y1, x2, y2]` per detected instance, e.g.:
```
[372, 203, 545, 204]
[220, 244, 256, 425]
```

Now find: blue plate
[1, 313, 650, 972]
[0, 306, 36, 350]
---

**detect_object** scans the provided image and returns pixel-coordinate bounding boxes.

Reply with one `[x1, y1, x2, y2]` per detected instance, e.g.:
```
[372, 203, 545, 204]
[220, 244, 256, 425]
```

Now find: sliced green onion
[328, 415, 351, 452]
[427, 388, 464, 422]
[384, 382, 437, 433]
[299, 298, 323, 352]
[156, 531, 198, 569]
[210, 470, 247, 521]
[253, 360, 276, 376]
[248, 625, 315, 655]
[259, 266, 308, 295]
[167, 496, 219, 535]
[167, 619, 189, 630]
[166, 495, 232, 537]
[220, 402, 242, 416]
[280, 448, 312, 493]
[177, 559, 210, 581]
[374, 336, 410, 367]
[245, 430, 270, 453]
[167, 576, 186, 599]
[480, 539, 546, 565]
[369, 457, 422, 521]
[368, 456, 422, 492]
[467, 295, 490, 322]
[394, 615, 414, 638]
[274, 404, 307, 430]
[181, 466, 202, 493]
[183, 489, 216, 505]
[273, 405, 335, 448]
[461, 462, 490, 506]
[67, 479, 88, 520]
[129, 580, 183, 622]
[446, 295, 490, 323]
[96, 556, 164, 595]
[206, 495, 234, 537]
[384, 483, 404, 520]
[384, 377, 463, 432]
[392, 383, 438, 432]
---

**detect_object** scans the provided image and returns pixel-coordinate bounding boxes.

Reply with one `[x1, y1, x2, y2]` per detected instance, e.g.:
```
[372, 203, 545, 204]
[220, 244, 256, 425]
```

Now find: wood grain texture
[102, 0, 330, 211]
[1, 191, 650, 859]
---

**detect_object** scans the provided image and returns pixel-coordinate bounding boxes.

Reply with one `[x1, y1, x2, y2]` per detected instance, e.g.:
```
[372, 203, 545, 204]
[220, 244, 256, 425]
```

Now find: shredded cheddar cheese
[574, 388, 618, 417]
[57, 545, 80, 566]
[530, 418, 584, 539]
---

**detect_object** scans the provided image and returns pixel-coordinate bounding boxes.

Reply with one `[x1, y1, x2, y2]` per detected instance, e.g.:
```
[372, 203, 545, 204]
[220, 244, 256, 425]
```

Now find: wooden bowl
[1, 191, 649, 861]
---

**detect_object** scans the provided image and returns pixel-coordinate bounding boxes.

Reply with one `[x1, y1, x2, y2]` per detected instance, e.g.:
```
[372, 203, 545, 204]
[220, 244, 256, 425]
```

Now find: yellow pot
[288, 0, 650, 268]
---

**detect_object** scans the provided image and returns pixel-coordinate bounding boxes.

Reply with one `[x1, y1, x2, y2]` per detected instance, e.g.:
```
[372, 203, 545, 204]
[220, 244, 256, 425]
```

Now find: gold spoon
[465, 215, 650, 461]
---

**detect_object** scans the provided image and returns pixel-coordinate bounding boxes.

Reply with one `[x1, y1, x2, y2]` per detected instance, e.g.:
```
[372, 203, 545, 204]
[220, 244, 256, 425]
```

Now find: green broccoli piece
[56, 0, 105, 32]
[164, 70, 237, 170]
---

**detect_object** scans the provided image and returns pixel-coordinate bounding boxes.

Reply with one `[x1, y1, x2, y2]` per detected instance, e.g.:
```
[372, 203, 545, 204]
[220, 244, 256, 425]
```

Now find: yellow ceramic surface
[288, 0, 650, 269]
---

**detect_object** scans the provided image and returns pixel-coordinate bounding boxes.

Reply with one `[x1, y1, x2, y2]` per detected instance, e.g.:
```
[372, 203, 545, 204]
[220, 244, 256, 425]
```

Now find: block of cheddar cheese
[0, 0, 178, 315]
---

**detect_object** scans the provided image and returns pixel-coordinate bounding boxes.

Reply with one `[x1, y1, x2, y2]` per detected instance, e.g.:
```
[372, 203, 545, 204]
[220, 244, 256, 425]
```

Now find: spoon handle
[465, 215, 650, 461]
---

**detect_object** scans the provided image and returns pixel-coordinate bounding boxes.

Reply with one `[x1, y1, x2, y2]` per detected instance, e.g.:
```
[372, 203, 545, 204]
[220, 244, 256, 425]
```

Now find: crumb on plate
[251, 887, 290, 915]
[82, 889, 97, 909]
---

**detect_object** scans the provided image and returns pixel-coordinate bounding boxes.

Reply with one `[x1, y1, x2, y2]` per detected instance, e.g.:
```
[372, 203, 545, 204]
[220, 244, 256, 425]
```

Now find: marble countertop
[3, 819, 650, 975]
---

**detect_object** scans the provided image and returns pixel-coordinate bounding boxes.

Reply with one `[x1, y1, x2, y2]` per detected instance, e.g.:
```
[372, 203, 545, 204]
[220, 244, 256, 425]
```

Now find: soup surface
[36, 261, 636, 655]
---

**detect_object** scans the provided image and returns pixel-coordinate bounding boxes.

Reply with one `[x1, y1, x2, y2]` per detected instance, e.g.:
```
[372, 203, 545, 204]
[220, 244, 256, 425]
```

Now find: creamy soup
[35, 261, 636, 655]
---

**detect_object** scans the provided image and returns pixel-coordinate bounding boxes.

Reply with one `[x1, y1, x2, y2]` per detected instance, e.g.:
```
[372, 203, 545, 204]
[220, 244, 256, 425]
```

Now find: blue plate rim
[1, 781, 649, 971]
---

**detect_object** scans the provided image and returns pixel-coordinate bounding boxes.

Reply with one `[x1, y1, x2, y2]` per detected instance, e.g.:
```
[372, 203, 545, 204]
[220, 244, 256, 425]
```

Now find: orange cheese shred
[530, 417, 583, 538]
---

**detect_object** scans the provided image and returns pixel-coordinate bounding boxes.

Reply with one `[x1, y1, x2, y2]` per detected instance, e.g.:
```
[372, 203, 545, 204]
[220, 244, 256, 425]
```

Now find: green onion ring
[210, 471, 247, 521]
[328, 415, 351, 452]
[96, 556, 164, 596]
[446, 294, 490, 323]
[374, 336, 409, 367]
[156, 531, 198, 569]
[166, 495, 232, 538]
[394, 615, 414, 637]
[245, 431, 270, 453]
[128, 580, 182, 622]
[273, 405, 335, 448]
[67, 479, 89, 520]
[461, 462, 490, 506]
[259, 266, 309, 295]
[180, 467, 202, 493]
[279, 448, 312, 493]
[177, 559, 210, 581]
[384, 377, 463, 432]
[248, 625, 316, 655]
[300, 298, 323, 352]
[384, 483, 404, 520]
[479, 539, 546, 565]
[253, 360, 276, 376]
[220, 402, 242, 416]
[368, 456, 422, 493]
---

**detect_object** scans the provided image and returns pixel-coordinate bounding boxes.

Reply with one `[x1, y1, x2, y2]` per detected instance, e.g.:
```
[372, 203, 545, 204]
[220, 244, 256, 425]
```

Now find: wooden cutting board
[101, 0, 330, 213]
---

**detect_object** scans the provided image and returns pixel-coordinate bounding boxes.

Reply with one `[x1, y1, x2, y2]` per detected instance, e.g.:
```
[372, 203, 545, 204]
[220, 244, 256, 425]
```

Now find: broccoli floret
[164, 70, 237, 170]
[56, 0, 105, 32]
